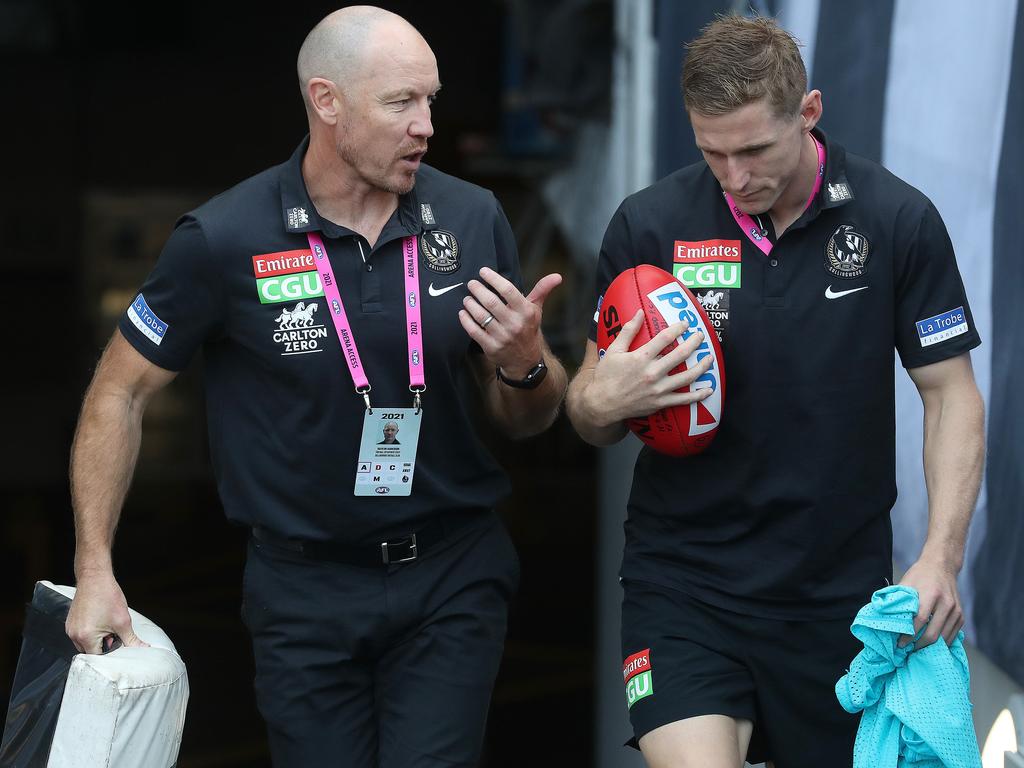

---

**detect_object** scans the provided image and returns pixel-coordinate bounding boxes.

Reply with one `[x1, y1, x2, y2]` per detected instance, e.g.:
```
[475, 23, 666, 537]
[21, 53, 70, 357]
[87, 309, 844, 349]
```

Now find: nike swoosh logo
[825, 285, 869, 300]
[428, 282, 464, 297]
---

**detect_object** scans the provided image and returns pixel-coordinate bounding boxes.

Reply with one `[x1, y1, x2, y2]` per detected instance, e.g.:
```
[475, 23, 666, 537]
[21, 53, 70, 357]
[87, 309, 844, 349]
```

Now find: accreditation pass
[355, 408, 421, 496]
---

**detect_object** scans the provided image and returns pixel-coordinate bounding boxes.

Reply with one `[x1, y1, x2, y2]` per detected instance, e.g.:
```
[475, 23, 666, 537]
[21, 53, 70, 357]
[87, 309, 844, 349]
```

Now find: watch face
[498, 361, 547, 389]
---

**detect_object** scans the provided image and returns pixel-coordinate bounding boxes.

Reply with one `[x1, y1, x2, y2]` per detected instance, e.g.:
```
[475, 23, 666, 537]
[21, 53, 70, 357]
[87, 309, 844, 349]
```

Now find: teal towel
[835, 585, 982, 768]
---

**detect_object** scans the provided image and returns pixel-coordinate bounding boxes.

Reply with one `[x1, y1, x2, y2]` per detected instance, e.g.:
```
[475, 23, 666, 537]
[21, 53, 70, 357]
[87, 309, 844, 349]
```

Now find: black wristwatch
[495, 360, 548, 390]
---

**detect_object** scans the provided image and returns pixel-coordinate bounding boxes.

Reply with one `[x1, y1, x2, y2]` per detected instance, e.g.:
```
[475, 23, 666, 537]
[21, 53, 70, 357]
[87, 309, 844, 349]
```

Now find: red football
[595, 264, 726, 456]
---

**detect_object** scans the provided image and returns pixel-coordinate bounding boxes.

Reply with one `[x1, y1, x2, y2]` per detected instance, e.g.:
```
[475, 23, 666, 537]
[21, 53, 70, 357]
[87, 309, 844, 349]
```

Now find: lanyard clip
[411, 385, 425, 415]
[357, 386, 372, 414]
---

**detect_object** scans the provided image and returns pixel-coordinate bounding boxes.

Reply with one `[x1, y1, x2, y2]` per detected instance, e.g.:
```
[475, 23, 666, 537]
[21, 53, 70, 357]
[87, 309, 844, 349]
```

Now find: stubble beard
[337, 136, 418, 196]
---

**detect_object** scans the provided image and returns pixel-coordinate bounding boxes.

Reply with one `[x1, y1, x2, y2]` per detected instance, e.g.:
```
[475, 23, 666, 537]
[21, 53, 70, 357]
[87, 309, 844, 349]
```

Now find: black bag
[0, 583, 79, 768]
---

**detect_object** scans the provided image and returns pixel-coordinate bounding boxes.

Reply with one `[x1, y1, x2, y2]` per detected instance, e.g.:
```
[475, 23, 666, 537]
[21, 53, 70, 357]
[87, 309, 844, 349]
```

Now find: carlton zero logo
[622, 649, 653, 709]
[673, 239, 742, 289]
[826, 182, 853, 203]
[286, 207, 309, 229]
[696, 289, 730, 346]
[272, 301, 328, 355]
[252, 249, 324, 304]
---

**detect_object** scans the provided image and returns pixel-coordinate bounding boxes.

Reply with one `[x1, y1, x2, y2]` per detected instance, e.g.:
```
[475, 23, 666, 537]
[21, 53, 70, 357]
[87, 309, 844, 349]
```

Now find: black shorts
[620, 579, 861, 767]
[242, 514, 520, 768]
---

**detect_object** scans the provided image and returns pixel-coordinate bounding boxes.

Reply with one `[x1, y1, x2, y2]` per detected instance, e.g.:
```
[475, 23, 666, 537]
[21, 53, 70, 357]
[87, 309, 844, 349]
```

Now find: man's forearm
[487, 348, 567, 439]
[919, 386, 985, 570]
[70, 384, 146, 577]
[565, 366, 628, 447]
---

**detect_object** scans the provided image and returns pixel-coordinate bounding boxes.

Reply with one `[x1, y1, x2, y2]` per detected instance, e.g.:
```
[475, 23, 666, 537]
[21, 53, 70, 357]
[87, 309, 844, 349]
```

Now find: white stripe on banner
[883, 0, 1018, 636]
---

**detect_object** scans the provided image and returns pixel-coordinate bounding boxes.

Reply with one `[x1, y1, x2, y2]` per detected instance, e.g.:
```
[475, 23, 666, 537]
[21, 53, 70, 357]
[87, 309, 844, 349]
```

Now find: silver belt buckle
[381, 534, 417, 564]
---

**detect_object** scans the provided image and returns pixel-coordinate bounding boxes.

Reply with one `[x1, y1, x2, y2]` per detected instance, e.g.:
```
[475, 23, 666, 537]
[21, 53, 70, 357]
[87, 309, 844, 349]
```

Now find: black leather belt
[251, 510, 487, 567]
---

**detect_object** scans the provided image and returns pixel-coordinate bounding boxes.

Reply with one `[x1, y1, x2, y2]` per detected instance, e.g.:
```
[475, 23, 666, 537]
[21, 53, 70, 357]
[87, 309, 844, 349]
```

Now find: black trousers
[241, 514, 519, 767]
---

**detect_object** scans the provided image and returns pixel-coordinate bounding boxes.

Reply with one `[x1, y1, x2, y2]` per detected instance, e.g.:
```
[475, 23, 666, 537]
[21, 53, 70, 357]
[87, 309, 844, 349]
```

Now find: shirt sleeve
[588, 201, 635, 341]
[893, 201, 981, 368]
[118, 215, 226, 371]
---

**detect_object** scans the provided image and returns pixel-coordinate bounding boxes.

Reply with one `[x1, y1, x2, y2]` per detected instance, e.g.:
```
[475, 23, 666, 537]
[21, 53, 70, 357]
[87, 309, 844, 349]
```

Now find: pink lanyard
[307, 233, 425, 410]
[723, 134, 826, 257]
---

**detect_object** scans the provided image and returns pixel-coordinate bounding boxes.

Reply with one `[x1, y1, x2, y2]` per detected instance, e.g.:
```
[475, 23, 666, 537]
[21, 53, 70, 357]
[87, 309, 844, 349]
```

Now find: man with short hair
[567, 14, 984, 768]
[379, 421, 400, 444]
[66, 7, 566, 766]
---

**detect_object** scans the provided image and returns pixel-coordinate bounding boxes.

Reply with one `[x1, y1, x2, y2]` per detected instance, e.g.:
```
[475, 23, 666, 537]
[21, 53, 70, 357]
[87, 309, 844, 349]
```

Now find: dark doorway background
[0, 1, 598, 765]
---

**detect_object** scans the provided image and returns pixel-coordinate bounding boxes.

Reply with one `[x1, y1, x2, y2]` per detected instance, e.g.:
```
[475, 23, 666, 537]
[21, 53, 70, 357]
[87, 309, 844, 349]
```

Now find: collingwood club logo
[825, 224, 871, 280]
[272, 301, 328, 355]
[419, 230, 460, 273]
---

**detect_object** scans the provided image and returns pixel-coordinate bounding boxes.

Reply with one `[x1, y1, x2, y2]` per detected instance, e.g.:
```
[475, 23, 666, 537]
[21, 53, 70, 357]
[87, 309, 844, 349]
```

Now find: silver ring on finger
[481, 314, 495, 329]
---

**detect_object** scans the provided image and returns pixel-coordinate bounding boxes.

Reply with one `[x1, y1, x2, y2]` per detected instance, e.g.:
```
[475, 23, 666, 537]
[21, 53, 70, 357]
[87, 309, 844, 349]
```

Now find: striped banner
[974, 0, 1024, 686]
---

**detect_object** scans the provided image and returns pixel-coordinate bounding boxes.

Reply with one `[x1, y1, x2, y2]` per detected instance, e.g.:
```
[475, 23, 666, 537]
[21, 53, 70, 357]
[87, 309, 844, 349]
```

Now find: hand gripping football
[595, 264, 726, 456]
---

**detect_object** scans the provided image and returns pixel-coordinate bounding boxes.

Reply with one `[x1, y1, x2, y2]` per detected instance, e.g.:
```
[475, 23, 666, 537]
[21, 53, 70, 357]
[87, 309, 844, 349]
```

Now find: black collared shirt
[119, 137, 521, 543]
[589, 129, 981, 619]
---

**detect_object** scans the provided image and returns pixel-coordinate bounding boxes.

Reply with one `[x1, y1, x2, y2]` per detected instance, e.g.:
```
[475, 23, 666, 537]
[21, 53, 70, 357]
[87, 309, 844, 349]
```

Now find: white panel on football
[883, 0, 1018, 637]
[644, 282, 723, 433]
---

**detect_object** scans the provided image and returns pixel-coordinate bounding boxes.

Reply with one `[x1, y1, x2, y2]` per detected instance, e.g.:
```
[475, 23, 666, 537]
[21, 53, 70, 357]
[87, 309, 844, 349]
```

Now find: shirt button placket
[763, 246, 786, 306]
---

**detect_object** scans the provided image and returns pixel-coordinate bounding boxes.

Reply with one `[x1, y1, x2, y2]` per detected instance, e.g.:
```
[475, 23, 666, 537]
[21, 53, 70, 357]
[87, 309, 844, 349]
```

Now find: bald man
[65, 7, 566, 766]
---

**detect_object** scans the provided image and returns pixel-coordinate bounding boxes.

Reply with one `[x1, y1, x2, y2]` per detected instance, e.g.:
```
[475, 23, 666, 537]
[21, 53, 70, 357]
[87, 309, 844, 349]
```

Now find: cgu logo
[257, 271, 324, 305]
[674, 262, 741, 289]
[626, 671, 653, 708]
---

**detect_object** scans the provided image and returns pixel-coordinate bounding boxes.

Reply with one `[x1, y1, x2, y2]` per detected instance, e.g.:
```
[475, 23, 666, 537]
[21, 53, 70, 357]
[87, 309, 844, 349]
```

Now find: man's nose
[725, 157, 750, 192]
[410, 102, 434, 139]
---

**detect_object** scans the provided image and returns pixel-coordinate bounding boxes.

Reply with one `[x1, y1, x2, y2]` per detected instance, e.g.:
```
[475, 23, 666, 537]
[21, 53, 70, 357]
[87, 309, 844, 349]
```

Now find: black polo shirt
[120, 137, 520, 544]
[589, 129, 980, 619]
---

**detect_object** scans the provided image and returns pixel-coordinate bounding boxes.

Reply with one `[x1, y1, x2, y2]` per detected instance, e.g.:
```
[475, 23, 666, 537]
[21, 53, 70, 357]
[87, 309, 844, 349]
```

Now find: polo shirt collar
[776, 128, 855, 235]
[278, 135, 428, 239]
[814, 127, 856, 210]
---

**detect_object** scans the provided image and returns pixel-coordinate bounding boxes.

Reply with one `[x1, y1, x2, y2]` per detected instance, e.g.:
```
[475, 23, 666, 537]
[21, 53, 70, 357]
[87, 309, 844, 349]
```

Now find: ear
[306, 77, 340, 126]
[800, 89, 823, 133]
